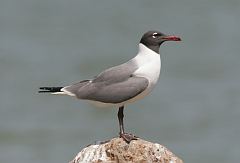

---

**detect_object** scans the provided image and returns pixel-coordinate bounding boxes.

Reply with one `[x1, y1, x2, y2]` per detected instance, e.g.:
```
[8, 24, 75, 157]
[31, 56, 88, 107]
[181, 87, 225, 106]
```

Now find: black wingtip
[38, 87, 63, 93]
[39, 87, 49, 90]
[39, 87, 51, 93]
[38, 90, 51, 93]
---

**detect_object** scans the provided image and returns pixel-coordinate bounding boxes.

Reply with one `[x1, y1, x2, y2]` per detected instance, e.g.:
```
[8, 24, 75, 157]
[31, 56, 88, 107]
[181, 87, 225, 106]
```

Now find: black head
[140, 30, 181, 53]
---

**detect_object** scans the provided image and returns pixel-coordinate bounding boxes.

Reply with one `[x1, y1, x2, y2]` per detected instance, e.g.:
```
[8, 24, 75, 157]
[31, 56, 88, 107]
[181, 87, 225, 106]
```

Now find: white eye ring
[152, 32, 158, 38]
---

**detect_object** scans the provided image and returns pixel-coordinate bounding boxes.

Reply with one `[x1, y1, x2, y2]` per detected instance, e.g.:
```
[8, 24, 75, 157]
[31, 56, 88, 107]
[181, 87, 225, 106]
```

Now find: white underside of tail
[51, 92, 67, 95]
[51, 87, 76, 96]
[49, 87, 76, 97]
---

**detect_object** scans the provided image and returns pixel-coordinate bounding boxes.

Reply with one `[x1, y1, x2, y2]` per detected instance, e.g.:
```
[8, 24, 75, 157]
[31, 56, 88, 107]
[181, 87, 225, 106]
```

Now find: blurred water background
[1, 0, 240, 162]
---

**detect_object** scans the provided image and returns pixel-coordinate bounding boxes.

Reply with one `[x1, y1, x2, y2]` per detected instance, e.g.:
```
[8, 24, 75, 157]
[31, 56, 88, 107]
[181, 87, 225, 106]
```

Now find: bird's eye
[152, 33, 158, 38]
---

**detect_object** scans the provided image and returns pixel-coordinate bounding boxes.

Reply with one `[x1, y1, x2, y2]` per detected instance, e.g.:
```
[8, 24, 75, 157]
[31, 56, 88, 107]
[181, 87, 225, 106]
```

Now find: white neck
[133, 43, 161, 65]
[137, 43, 159, 56]
[133, 43, 161, 80]
[138, 43, 158, 54]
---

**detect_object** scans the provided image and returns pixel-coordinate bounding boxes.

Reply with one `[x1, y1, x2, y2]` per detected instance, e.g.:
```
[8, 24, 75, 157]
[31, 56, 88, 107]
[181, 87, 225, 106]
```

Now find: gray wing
[93, 59, 138, 83]
[72, 76, 149, 104]
[63, 59, 146, 103]
[63, 60, 137, 94]
[62, 80, 91, 94]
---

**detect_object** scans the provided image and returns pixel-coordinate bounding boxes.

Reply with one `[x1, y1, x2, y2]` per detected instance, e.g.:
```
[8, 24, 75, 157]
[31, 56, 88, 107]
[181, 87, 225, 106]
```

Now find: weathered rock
[70, 137, 183, 163]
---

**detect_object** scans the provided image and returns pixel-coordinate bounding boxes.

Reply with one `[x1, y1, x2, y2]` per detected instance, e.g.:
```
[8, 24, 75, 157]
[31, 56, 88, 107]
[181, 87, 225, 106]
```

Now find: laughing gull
[39, 31, 181, 143]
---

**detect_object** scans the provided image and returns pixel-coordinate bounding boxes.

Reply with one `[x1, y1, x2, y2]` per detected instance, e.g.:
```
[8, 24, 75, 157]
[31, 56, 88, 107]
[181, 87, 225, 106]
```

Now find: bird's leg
[118, 106, 125, 134]
[118, 106, 137, 143]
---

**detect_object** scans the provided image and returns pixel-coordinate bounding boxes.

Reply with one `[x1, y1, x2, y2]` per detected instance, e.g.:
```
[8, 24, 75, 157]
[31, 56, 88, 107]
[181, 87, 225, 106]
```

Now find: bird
[39, 30, 181, 143]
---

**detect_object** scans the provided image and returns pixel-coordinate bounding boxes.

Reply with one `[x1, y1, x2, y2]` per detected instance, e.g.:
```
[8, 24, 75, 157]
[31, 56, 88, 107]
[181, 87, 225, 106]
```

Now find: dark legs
[118, 106, 125, 134]
[117, 106, 137, 143]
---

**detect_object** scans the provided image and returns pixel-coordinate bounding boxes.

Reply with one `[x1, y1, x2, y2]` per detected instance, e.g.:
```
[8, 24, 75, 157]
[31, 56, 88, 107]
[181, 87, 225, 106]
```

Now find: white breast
[133, 43, 161, 93]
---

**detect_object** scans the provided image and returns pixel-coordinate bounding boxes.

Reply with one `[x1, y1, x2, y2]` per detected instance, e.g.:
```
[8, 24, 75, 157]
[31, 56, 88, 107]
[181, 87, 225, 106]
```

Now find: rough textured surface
[70, 137, 183, 163]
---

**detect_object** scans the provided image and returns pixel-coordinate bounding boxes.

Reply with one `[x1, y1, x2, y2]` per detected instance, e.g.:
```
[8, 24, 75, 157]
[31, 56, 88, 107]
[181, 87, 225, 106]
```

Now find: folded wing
[63, 76, 149, 104]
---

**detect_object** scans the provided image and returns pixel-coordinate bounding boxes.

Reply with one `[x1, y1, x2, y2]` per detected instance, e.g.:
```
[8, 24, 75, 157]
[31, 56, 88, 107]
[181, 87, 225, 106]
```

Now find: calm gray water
[1, 0, 240, 162]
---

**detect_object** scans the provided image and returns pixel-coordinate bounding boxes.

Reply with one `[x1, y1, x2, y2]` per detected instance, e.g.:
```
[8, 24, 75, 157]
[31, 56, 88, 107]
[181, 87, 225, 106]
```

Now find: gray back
[93, 59, 138, 83]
